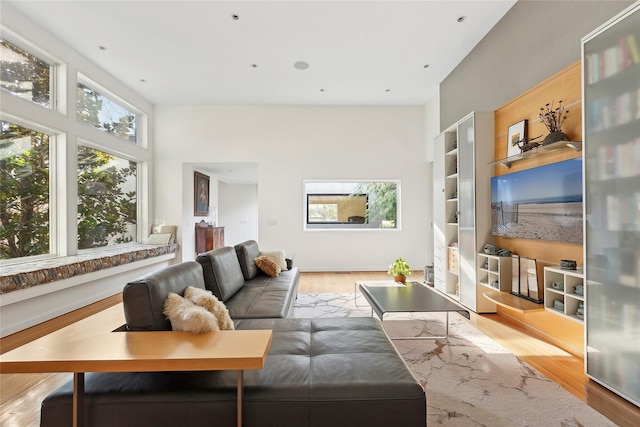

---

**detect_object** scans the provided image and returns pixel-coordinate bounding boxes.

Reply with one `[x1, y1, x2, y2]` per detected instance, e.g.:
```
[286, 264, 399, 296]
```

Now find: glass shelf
[491, 140, 582, 169]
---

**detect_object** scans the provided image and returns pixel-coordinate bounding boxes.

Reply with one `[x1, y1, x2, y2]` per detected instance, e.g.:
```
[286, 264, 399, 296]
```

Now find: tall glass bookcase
[582, 2, 640, 407]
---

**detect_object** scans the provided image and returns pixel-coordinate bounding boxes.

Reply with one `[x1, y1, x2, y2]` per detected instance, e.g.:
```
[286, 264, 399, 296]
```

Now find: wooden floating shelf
[483, 291, 546, 313]
[491, 140, 582, 169]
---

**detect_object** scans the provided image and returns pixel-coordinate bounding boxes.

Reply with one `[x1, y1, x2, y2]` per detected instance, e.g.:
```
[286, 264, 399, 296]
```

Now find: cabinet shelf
[434, 112, 494, 313]
[491, 140, 582, 169]
[543, 267, 584, 323]
[482, 291, 545, 313]
[477, 253, 512, 292]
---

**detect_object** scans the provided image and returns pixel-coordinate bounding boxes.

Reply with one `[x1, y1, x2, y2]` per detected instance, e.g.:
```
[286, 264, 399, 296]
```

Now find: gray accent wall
[440, 0, 634, 130]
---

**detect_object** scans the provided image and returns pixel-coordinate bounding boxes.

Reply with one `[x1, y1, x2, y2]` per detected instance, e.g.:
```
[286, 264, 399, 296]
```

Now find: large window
[1, 27, 150, 264]
[77, 81, 137, 143]
[304, 181, 400, 230]
[0, 121, 51, 259]
[0, 39, 51, 108]
[77, 146, 137, 249]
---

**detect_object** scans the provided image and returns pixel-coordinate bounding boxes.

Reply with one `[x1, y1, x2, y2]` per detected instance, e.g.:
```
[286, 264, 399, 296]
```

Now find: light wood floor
[1, 271, 639, 426]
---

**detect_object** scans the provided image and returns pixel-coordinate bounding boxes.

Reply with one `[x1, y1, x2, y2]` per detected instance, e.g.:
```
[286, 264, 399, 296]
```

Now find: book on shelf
[636, 138, 640, 173]
[586, 33, 640, 84]
[586, 89, 640, 132]
[604, 192, 640, 232]
[597, 138, 640, 179]
[628, 33, 640, 63]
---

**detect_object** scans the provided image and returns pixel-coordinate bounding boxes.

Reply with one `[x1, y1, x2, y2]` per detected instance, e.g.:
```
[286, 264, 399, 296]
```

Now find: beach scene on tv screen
[491, 158, 583, 244]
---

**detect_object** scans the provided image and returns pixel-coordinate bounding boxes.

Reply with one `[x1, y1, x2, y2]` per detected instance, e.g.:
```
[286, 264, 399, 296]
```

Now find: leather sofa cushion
[224, 269, 299, 319]
[40, 317, 426, 427]
[196, 247, 245, 302]
[234, 240, 260, 280]
[123, 261, 207, 331]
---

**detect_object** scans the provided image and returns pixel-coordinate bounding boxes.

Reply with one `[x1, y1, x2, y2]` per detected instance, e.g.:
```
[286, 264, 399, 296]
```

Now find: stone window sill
[0, 244, 178, 295]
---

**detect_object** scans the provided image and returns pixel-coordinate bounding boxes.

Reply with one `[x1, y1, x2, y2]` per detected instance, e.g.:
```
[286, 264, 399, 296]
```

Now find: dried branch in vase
[539, 100, 569, 133]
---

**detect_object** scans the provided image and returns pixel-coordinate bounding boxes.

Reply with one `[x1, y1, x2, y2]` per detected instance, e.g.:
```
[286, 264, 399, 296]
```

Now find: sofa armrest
[123, 261, 206, 331]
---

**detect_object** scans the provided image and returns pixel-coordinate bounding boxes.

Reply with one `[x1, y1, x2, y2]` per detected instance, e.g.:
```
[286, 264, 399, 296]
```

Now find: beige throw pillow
[146, 233, 173, 245]
[184, 286, 235, 330]
[163, 292, 220, 333]
[260, 250, 288, 270]
[254, 255, 281, 277]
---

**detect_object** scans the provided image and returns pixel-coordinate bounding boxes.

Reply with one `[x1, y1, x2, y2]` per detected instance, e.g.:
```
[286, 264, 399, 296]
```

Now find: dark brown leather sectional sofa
[40, 241, 426, 427]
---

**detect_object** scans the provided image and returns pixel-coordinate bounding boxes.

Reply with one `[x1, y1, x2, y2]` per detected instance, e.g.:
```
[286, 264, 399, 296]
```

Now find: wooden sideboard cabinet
[195, 223, 224, 254]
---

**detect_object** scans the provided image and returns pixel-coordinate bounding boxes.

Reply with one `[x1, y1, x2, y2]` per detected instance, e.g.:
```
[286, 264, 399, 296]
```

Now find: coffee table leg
[383, 312, 453, 340]
[237, 370, 243, 427]
[354, 282, 367, 307]
[73, 372, 84, 427]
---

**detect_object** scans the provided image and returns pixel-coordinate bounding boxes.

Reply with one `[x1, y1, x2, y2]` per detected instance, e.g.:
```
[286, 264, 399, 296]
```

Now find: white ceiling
[6, 0, 516, 106]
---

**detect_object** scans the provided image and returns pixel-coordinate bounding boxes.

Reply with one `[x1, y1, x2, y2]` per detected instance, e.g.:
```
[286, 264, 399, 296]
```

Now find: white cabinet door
[433, 133, 447, 293]
[457, 115, 477, 310]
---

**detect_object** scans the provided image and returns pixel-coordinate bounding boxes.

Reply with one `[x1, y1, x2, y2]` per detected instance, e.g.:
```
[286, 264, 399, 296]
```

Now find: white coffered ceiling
[5, 0, 516, 106]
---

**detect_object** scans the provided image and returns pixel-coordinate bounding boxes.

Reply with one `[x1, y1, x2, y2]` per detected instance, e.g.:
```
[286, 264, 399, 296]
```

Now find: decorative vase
[542, 131, 568, 146]
[394, 275, 406, 283]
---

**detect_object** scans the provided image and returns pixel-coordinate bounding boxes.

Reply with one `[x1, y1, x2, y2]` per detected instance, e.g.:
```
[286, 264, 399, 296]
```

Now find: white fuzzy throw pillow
[260, 250, 288, 270]
[184, 286, 235, 330]
[163, 292, 220, 333]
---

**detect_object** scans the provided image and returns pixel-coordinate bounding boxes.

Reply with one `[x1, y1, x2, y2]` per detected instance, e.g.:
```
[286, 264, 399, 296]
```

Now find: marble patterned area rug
[293, 292, 617, 427]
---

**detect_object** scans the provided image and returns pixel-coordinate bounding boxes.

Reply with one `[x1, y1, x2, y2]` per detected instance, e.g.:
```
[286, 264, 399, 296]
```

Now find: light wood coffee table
[0, 329, 272, 427]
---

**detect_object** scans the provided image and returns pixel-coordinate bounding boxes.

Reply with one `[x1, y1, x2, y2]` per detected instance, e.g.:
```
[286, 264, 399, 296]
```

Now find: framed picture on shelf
[506, 119, 527, 158]
[194, 171, 210, 216]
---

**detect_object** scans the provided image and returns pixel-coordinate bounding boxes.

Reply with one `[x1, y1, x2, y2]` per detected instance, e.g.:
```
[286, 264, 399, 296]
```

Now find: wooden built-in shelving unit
[486, 61, 585, 357]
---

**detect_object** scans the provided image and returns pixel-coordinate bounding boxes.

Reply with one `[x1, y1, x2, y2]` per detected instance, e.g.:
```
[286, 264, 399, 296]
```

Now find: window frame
[0, 28, 151, 265]
[0, 113, 64, 263]
[0, 30, 62, 113]
[76, 74, 143, 147]
[303, 179, 401, 231]
[75, 141, 140, 252]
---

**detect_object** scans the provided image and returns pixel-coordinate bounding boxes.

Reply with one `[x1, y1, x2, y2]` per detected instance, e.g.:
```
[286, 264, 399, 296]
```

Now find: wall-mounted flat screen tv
[491, 158, 583, 244]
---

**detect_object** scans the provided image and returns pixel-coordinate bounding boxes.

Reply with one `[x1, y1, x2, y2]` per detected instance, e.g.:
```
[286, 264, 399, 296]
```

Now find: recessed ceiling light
[231, 14, 239, 20]
[457, 16, 465, 23]
[294, 61, 309, 70]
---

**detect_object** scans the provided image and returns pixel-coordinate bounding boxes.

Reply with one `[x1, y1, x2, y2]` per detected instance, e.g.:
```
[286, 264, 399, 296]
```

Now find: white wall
[155, 105, 436, 272]
[0, 4, 161, 337]
[423, 91, 440, 269]
[219, 182, 259, 247]
[440, 0, 632, 128]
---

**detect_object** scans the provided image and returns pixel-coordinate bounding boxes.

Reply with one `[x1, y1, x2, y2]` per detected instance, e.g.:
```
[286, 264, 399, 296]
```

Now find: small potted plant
[539, 100, 569, 145]
[388, 257, 412, 283]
